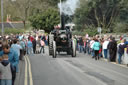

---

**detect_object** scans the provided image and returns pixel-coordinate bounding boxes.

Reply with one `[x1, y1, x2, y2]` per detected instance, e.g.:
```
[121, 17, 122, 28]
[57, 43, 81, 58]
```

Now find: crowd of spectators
[0, 33, 47, 85]
[74, 34, 128, 65]
[1, 32, 128, 85]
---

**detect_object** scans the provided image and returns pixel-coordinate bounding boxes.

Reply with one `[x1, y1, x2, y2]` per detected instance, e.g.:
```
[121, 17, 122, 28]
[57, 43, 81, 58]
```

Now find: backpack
[40, 40, 45, 46]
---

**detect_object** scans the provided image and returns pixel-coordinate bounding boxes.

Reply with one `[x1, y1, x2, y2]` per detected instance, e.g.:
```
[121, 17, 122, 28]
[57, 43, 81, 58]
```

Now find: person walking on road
[40, 39, 45, 54]
[32, 37, 36, 54]
[78, 37, 84, 53]
[93, 39, 101, 60]
[27, 38, 33, 55]
[19, 39, 26, 60]
[83, 38, 87, 54]
[86, 39, 91, 54]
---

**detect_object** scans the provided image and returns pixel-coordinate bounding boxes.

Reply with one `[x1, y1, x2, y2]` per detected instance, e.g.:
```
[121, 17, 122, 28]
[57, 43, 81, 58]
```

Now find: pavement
[15, 47, 128, 85]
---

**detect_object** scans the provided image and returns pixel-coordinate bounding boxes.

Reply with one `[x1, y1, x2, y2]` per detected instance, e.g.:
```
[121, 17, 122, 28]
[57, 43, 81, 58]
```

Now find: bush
[73, 28, 98, 37]
[73, 25, 98, 37]
[84, 28, 98, 37]
[113, 22, 128, 33]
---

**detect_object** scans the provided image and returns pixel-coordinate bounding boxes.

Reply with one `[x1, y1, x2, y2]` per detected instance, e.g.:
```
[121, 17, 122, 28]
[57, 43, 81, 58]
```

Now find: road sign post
[60, 0, 62, 28]
[97, 27, 102, 39]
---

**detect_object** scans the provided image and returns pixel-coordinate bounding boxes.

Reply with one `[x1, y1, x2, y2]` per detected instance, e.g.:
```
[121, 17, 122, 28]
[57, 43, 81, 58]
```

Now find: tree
[113, 0, 128, 33]
[1, 0, 64, 28]
[119, 0, 128, 23]
[74, 0, 90, 31]
[29, 8, 60, 33]
[2, 0, 31, 28]
[45, 0, 66, 6]
[74, 0, 127, 33]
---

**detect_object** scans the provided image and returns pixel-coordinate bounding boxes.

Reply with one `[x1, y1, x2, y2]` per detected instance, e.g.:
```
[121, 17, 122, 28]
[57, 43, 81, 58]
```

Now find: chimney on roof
[6, 14, 11, 22]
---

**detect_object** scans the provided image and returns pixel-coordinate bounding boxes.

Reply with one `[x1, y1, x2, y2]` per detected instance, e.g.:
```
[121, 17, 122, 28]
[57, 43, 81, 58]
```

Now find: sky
[58, 0, 79, 15]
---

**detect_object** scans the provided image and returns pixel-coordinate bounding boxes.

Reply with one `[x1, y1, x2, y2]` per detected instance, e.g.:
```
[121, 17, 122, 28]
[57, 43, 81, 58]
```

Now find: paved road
[24, 47, 128, 85]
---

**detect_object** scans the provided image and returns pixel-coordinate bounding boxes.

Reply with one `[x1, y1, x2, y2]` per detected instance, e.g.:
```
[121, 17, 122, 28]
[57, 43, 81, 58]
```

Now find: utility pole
[60, 0, 62, 28]
[1, 0, 4, 35]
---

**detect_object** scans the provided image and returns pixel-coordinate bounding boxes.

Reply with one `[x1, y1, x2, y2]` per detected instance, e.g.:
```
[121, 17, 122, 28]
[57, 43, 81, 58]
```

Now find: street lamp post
[1, 0, 4, 35]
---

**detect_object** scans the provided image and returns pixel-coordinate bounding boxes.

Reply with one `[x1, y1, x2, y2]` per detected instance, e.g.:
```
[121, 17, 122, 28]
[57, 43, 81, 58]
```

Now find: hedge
[0, 28, 25, 35]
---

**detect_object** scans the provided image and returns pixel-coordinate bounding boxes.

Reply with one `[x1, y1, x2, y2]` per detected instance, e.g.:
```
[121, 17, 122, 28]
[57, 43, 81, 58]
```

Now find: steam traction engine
[48, 15, 76, 58]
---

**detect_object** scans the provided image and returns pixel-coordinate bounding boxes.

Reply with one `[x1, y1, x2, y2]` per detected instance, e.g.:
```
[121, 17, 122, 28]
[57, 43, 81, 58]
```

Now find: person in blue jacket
[93, 39, 101, 60]
[0, 42, 19, 85]
[27, 38, 33, 55]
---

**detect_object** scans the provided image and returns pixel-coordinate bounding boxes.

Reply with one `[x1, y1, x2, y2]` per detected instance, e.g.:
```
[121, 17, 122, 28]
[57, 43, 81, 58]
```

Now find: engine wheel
[49, 34, 54, 56]
[72, 39, 76, 57]
[52, 41, 57, 58]
[67, 51, 71, 55]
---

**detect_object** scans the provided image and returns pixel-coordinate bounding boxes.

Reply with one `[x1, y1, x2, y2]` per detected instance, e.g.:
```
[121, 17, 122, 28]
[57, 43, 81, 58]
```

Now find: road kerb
[102, 59, 128, 69]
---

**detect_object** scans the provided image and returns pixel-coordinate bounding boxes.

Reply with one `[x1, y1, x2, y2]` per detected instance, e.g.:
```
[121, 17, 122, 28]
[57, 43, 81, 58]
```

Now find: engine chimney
[61, 13, 65, 30]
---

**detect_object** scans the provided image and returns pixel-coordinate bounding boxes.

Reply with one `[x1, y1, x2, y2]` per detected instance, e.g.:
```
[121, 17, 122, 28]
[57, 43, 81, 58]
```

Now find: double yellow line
[24, 56, 33, 85]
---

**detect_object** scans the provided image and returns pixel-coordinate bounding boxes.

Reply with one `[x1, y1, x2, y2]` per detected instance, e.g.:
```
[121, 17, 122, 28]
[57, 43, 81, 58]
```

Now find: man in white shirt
[103, 39, 109, 59]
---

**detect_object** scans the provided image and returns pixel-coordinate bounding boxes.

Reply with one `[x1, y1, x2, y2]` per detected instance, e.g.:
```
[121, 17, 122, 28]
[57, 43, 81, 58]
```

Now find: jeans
[87, 47, 90, 54]
[104, 49, 108, 59]
[40, 46, 45, 53]
[33, 46, 36, 54]
[11, 66, 16, 85]
[27, 47, 33, 54]
[84, 46, 87, 54]
[1, 79, 12, 85]
[118, 53, 123, 64]
[45, 40, 48, 46]
[91, 49, 95, 57]
[79, 45, 83, 53]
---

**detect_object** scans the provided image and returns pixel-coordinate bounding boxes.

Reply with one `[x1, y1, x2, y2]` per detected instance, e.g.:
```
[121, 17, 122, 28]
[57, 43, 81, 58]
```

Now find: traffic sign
[97, 27, 102, 33]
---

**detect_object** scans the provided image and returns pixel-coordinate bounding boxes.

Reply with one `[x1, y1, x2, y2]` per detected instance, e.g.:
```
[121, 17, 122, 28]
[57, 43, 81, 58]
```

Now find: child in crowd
[0, 54, 12, 85]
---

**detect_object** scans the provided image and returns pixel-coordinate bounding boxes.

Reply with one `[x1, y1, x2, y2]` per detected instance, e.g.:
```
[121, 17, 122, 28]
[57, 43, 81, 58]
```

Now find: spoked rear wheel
[49, 34, 54, 56]
[72, 40, 76, 57]
[52, 41, 57, 58]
